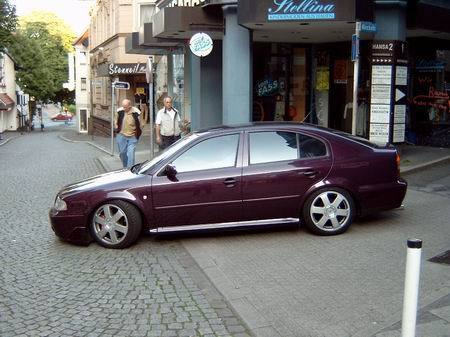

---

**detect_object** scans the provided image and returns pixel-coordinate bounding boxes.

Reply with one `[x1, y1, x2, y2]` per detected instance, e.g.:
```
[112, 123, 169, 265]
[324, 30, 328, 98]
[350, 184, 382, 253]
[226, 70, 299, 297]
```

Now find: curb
[400, 155, 450, 175]
[58, 134, 112, 155]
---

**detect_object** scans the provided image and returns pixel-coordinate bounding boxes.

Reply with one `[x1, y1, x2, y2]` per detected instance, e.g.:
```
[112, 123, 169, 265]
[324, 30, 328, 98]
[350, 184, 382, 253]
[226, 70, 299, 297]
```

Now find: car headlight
[54, 196, 67, 211]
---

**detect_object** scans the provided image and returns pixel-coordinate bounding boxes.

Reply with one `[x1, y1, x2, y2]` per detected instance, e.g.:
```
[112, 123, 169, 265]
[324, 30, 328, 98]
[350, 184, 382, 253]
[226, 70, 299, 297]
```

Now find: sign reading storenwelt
[268, 0, 336, 21]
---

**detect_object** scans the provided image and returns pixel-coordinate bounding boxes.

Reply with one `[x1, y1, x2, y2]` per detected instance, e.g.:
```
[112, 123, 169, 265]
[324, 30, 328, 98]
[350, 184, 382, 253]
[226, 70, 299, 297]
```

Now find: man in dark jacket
[114, 99, 142, 168]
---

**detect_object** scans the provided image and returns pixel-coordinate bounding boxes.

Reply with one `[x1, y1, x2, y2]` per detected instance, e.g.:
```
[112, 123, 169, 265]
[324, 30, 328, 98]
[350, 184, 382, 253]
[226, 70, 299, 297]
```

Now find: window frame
[245, 130, 330, 166]
[158, 132, 243, 176]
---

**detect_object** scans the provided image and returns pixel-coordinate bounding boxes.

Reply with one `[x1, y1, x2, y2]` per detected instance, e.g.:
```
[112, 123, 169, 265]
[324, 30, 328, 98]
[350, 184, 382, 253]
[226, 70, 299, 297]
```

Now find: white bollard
[401, 239, 422, 337]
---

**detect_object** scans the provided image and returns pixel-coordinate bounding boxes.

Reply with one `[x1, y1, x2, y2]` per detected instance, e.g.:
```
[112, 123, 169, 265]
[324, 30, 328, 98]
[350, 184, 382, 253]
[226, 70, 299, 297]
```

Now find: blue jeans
[116, 134, 138, 168]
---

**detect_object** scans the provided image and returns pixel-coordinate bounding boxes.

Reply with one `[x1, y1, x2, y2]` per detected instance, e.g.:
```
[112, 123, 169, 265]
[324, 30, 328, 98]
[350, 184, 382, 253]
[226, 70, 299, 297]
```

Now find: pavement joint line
[352, 280, 450, 337]
[0, 136, 19, 146]
[58, 134, 113, 156]
[401, 155, 450, 175]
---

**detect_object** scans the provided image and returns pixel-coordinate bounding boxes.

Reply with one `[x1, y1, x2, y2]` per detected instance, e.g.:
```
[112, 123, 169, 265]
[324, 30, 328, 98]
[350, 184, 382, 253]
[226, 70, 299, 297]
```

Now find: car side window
[171, 134, 240, 173]
[249, 131, 298, 164]
[298, 134, 327, 158]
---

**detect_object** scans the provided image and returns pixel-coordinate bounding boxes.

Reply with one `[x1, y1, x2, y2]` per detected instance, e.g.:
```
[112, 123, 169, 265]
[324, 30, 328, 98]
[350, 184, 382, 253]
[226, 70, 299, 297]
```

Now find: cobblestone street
[0, 125, 250, 337]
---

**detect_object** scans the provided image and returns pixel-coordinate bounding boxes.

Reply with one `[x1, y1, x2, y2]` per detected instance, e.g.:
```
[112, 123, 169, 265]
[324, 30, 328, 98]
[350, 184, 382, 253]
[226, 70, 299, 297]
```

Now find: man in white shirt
[155, 96, 182, 150]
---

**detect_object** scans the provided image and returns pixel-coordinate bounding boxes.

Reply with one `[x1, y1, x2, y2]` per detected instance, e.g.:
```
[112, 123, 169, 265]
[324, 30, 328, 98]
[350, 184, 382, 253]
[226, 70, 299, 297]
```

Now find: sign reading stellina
[268, 0, 336, 21]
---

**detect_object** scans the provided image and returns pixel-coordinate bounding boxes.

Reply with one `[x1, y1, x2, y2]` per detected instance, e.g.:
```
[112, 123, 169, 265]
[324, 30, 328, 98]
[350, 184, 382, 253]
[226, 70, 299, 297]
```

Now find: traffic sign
[351, 34, 359, 61]
[359, 21, 377, 33]
[113, 81, 130, 90]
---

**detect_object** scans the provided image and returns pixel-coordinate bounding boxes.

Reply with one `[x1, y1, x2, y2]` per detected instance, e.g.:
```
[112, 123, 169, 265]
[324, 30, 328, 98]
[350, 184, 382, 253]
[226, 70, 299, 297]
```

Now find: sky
[12, 0, 94, 36]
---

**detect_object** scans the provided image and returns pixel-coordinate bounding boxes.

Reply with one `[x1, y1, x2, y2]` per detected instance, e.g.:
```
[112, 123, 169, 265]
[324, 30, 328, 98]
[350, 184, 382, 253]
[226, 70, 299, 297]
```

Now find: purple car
[49, 123, 407, 249]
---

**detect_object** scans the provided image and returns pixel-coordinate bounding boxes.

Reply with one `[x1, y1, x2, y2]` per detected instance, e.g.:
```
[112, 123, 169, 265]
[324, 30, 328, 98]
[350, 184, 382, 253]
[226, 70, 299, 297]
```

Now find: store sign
[256, 79, 279, 97]
[268, 0, 336, 21]
[108, 63, 146, 75]
[165, 0, 205, 7]
[189, 33, 213, 57]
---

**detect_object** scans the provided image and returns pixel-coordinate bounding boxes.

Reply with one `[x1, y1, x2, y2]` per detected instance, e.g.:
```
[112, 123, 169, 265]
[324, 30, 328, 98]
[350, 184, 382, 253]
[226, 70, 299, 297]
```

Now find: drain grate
[428, 250, 450, 265]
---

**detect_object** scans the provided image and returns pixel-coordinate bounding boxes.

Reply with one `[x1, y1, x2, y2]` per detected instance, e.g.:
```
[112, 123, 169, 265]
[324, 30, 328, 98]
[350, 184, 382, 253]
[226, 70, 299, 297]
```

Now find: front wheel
[302, 188, 355, 236]
[90, 200, 142, 249]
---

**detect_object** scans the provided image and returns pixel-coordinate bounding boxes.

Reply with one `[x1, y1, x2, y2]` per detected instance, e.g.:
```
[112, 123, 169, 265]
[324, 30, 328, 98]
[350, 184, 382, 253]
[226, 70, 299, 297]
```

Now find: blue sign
[359, 21, 377, 33]
[351, 34, 359, 61]
[268, 0, 336, 21]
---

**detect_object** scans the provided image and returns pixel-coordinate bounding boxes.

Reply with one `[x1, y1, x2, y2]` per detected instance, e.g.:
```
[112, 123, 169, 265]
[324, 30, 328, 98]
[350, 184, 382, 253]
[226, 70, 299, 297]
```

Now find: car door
[152, 133, 243, 227]
[241, 130, 332, 221]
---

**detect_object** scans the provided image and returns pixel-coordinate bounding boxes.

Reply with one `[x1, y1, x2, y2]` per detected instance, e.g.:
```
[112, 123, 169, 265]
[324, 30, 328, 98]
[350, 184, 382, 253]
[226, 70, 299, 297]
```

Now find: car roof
[196, 122, 319, 134]
[195, 122, 386, 149]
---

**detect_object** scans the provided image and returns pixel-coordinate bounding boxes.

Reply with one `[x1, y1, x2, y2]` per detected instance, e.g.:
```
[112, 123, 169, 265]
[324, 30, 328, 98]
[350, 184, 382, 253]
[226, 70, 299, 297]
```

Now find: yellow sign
[316, 67, 330, 91]
[136, 87, 145, 95]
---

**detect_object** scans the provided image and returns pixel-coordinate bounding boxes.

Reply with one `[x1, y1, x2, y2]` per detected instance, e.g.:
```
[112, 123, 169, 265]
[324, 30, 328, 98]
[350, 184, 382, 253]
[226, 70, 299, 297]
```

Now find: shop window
[81, 78, 87, 91]
[249, 131, 298, 164]
[410, 49, 450, 146]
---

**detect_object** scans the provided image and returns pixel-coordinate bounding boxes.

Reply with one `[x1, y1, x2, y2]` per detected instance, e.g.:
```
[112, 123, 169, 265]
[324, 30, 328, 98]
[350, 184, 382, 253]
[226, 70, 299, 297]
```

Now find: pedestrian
[155, 96, 185, 150]
[114, 99, 142, 168]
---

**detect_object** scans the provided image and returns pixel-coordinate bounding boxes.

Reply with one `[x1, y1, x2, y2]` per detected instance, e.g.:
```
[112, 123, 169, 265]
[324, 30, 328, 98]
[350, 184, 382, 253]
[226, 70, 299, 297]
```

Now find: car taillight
[396, 152, 401, 177]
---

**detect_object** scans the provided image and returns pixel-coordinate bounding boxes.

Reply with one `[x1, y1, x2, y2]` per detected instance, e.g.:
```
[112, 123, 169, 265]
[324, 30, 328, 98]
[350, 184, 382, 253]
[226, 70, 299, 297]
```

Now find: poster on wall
[369, 123, 390, 143]
[393, 124, 405, 142]
[371, 85, 391, 104]
[370, 104, 390, 123]
[396, 66, 408, 86]
[372, 65, 392, 85]
[394, 105, 406, 123]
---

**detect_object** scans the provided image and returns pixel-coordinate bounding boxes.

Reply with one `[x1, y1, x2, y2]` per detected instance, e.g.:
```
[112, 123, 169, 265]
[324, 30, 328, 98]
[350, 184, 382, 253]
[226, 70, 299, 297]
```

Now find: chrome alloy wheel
[309, 191, 351, 231]
[92, 204, 129, 245]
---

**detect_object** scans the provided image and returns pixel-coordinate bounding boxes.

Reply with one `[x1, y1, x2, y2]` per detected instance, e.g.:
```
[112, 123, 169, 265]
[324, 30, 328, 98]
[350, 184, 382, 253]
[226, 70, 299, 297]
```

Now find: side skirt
[149, 218, 300, 234]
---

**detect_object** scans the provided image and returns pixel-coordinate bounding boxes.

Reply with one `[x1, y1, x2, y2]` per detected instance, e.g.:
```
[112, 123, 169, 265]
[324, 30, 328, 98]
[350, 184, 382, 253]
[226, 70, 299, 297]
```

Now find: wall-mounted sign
[165, 0, 205, 7]
[359, 21, 377, 33]
[189, 33, 213, 57]
[268, 0, 336, 21]
[98, 63, 147, 76]
[113, 81, 130, 90]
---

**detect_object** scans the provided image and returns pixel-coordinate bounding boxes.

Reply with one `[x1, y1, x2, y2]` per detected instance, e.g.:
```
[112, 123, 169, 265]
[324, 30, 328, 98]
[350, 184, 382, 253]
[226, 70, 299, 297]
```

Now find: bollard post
[401, 239, 422, 337]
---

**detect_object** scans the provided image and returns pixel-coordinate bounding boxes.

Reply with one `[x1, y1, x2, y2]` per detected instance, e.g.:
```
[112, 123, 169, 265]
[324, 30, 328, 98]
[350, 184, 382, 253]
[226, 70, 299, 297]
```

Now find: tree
[19, 11, 77, 52]
[8, 11, 77, 102]
[0, 0, 17, 51]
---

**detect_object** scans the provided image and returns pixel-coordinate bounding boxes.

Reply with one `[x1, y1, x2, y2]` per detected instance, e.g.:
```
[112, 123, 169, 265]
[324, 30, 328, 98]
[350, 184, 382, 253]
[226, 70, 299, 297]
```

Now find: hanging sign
[189, 33, 213, 57]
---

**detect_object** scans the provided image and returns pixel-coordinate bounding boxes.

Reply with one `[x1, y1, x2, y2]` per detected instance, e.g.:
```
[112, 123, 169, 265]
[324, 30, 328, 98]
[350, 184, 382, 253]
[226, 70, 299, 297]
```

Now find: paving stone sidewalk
[0, 127, 252, 337]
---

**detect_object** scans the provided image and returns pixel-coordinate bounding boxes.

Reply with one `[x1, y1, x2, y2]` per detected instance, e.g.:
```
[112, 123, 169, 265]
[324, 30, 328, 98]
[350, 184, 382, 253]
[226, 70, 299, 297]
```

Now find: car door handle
[223, 178, 236, 187]
[303, 170, 318, 178]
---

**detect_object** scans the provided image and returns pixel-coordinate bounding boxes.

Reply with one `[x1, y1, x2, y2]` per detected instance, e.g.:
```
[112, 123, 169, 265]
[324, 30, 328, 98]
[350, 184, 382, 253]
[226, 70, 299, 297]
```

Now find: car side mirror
[164, 164, 177, 178]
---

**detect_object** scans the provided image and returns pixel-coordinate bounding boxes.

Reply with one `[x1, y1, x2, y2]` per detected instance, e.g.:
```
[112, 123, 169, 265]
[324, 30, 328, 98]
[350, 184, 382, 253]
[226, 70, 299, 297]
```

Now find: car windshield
[137, 133, 199, 174]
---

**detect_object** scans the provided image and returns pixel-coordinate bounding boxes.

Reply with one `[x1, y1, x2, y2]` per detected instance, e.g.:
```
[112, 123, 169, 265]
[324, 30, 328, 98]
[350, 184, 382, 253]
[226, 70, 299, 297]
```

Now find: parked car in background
[51, 113, 73, 122]
[49, 122, 407, 249]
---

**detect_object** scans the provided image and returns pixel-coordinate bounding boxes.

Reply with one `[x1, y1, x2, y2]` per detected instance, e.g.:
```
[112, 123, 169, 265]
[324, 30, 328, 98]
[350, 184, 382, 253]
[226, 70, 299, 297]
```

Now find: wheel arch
[300, 180, 362, 218]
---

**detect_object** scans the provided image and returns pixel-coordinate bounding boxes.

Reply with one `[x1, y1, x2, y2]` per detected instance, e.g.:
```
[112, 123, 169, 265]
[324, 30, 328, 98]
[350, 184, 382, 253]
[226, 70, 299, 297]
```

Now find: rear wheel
[302, 188, 354, 236]
[90, 200, 142, 249]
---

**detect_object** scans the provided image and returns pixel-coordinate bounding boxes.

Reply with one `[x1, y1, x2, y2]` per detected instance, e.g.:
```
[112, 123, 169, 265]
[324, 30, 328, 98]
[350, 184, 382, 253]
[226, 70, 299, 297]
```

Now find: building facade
[0, 52, 17, 134]
[126, 0, 450, 147]
[73, 30, 91, 133]
[89, 0, 155, 135]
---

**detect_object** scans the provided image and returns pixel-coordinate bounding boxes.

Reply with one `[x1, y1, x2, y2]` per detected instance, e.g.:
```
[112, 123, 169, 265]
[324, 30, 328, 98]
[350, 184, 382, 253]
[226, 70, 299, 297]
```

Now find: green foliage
[64, 104, 76, 115]
[8, 11, 77, 102]
[0, 0, 17, 51]
[19, 11, 76, 52]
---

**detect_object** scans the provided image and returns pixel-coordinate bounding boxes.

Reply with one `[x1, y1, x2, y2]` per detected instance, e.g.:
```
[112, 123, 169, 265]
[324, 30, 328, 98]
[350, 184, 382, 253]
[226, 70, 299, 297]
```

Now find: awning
[152, 6, 223, 40]
[0, 93, 15, 110]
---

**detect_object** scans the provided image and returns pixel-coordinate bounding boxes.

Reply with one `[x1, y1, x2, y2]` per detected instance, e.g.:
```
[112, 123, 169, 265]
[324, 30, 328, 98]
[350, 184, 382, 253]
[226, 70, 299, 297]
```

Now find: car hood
[59, 169, 139, 197]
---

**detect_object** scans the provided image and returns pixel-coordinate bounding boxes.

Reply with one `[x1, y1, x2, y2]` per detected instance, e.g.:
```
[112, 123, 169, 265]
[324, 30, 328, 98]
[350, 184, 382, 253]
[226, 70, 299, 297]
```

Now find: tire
[90, 200, 142, 249]
[302, 188, 355, 236]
